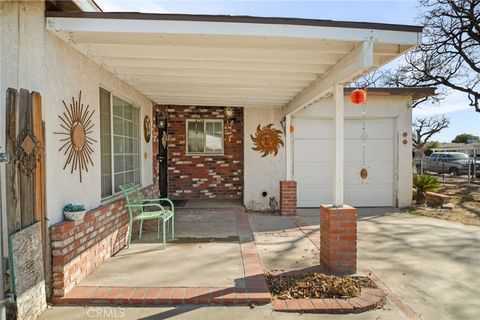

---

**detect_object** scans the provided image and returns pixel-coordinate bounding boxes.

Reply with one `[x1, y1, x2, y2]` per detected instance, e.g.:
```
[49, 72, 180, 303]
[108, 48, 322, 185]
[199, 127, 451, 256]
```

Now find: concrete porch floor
[44, 207, 480, 320]
[79, 210, 244, 288]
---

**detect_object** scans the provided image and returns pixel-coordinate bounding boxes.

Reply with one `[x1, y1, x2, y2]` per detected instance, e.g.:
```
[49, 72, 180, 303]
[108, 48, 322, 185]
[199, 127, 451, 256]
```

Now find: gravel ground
[410, 181, 480, 226]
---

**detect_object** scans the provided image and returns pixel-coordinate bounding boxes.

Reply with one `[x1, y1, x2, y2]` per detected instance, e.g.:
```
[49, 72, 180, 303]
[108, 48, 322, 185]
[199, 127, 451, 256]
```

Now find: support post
[333, 84, 344, 207]
[285, 114, 292, 181]
[320, 205, 357, 274]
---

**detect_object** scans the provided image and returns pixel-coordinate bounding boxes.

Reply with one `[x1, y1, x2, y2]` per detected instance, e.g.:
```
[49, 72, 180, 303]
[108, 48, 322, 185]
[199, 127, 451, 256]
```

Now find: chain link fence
[413, 156, 479, 184]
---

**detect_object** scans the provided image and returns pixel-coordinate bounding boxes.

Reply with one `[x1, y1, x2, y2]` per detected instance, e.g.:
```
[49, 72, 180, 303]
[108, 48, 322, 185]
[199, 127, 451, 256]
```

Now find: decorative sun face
[250, 124, 284, 157]
[54, 91, 96, 182]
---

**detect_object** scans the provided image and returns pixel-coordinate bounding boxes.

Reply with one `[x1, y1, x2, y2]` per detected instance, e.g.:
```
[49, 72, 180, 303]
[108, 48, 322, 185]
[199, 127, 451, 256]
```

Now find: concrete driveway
[40, 208, 480, 320]
[300, 207, 480, 320]
[356, 208, 480, 320]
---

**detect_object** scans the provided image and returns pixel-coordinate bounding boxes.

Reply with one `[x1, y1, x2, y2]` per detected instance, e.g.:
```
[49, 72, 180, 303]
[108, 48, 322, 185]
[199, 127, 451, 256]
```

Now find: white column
[285, 114, 292, 181]
[333, 84, 344, 207]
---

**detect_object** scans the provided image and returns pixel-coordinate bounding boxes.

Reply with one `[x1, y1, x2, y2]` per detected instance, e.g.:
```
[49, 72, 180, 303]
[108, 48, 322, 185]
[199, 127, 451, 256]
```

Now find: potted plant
[413, 175, 441, 205]
[63, 204, 86, 221]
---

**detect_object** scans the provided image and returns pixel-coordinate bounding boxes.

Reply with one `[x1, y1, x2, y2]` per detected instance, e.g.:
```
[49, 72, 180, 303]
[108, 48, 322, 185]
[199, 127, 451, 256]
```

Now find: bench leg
[157, 218, 160, 239]
[128, 221, 133, 248]
[171, 217, 175, 240]
[139, 220, 144, 240]
[163, 219, 167, 249]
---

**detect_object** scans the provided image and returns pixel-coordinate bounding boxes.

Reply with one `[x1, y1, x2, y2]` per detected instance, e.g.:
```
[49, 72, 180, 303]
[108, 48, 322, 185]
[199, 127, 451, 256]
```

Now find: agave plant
[63, 203, 85, 212]
[413, 175, 441, 205]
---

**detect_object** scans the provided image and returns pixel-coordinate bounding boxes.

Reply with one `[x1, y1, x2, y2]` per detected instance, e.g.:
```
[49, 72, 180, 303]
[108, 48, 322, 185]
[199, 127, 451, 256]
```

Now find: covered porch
[46, 12, 423, 210]
[45, 11, 423, 304]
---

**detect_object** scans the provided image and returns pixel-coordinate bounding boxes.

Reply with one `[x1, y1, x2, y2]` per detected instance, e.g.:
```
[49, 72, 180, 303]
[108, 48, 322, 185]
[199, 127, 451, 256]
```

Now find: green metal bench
[119, 183, 175, 248]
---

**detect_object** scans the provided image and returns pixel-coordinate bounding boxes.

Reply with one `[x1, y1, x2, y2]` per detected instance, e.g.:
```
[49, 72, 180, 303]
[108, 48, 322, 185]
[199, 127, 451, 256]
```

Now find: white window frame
[185, 119, 224, 156]
[100, 88, 142, 199]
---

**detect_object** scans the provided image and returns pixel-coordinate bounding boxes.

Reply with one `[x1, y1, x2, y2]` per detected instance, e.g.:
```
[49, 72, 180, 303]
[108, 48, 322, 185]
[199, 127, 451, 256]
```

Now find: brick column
[320, 205, 357, 274]
[280, 181, 297, 216]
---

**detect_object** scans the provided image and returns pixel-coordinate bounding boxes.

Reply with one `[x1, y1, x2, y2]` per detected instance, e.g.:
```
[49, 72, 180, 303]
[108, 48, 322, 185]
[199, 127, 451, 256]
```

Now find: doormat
[172, 200, 188, 207]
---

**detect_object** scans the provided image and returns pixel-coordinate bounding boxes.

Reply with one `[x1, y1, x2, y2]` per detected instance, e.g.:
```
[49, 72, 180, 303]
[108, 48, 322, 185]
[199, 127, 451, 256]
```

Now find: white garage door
[294, 118, 395, 207]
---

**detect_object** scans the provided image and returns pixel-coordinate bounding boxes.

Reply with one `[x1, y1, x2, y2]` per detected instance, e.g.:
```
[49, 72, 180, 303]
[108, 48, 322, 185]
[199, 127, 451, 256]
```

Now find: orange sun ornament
[250, 124, 284, 157]
[350, 88, 367, 105]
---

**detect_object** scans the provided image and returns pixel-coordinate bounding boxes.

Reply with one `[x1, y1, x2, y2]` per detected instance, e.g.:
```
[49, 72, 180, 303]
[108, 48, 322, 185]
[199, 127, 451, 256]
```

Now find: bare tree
[387, 0, 480, 112]
[351, 69, 444, 108]
[413, 115, 450, 156]
[351, 70, 388, 88]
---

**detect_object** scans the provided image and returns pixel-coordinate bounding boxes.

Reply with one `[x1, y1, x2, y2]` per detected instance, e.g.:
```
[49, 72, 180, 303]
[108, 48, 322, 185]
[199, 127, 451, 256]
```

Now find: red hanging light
[350, 88, 367, 105]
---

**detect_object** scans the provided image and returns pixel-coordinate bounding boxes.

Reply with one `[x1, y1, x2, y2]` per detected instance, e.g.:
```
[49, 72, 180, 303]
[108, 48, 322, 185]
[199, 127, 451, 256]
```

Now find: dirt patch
[266, 273, 376, 300]
[410, 182, 480, 226]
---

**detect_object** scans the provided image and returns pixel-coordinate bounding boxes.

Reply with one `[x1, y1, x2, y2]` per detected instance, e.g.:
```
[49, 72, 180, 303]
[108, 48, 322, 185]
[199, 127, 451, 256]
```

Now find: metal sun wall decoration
[250, 124, 284, 157]
[54, 91, 96, 183]
[224, 106, 236, 142]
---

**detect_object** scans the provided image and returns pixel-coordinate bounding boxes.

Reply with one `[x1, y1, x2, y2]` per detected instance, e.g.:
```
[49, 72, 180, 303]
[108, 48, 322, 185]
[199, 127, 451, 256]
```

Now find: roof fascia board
[45, 12, 423, 33]
[46, 16, 422, 45]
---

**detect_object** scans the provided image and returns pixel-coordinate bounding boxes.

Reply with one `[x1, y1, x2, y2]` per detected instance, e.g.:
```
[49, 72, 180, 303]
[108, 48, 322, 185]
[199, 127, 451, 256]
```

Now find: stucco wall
[243, 95, 413, 209]
[1, 0, 48, 254]
[44, 34, 154, 224]
[0, 1, 155, 225]
[243, 108, 285, 210]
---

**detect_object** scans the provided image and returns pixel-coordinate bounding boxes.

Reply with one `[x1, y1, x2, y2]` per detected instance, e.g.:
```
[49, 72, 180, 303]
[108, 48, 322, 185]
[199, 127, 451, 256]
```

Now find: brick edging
[272, 287, 385, 314]
[50, 286, 267, 306]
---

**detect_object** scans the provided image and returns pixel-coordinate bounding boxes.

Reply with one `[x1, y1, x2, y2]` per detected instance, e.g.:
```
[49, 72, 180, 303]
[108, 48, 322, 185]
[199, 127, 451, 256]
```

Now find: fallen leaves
[266, 273, 376, 300]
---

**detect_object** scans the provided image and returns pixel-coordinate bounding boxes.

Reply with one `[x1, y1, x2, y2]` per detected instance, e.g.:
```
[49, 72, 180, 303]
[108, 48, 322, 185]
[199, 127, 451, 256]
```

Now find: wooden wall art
[250, 124, 284, 157]
[54, 91, 96, 182]
[144, 115, 151, 143]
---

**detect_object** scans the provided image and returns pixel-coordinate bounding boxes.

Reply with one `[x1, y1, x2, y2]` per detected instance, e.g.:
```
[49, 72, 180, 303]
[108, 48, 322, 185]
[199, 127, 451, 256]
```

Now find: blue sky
[96, 0, 480, 143]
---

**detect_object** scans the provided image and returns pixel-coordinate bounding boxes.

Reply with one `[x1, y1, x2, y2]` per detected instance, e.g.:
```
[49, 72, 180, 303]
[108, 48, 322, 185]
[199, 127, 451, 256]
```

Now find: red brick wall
[161, 105, 244, 200]
[50, 185, 159, 297]
[280, 181, 297, 215]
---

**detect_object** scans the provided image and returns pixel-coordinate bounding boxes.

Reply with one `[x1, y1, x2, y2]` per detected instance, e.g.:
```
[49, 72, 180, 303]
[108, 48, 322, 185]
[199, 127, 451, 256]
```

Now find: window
[186, 119, 224, 155]
[100, 88, 141, 198]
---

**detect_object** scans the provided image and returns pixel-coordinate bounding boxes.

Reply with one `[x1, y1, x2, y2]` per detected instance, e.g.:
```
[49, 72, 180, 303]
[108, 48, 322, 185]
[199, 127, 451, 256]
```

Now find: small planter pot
[64, 210, 86, 221]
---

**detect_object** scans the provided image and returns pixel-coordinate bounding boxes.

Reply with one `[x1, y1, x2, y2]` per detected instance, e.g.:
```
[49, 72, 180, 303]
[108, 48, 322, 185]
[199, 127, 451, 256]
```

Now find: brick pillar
[280, 181, 297, 216]
[320, 205, 357, 274]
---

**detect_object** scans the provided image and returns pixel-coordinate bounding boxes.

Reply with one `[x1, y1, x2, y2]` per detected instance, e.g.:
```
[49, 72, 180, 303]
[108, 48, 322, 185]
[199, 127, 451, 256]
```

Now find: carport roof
[46, 11, 424, 112]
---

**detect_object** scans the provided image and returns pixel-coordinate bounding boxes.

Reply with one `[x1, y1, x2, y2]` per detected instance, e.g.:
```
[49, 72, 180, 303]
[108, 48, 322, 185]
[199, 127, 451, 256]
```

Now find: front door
[157, 114, 168, 197]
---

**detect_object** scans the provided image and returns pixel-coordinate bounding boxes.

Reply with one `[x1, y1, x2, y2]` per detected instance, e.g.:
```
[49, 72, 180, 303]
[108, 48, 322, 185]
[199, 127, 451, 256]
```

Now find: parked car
[414, 152, 480, 176]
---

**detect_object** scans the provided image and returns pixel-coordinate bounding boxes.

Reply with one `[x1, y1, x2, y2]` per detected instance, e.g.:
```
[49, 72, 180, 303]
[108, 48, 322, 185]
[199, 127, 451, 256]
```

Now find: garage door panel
[294, 118, 395, 207]
[295, 162, 332, 181]
[345, 139, 393, 162]
[345, 119, 394, 139]
[297, 184, 332, 207]
[345, 184, 393, 206]
[294, 140, 333, 162]
[295, 119, 334, 139]
[344, 162, 393, 184]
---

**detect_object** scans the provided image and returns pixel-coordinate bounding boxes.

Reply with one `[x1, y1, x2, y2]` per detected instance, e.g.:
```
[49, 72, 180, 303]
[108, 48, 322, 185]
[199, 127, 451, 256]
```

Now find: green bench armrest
[126, 203, 166, 211]
[142, 198, 174, 211]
